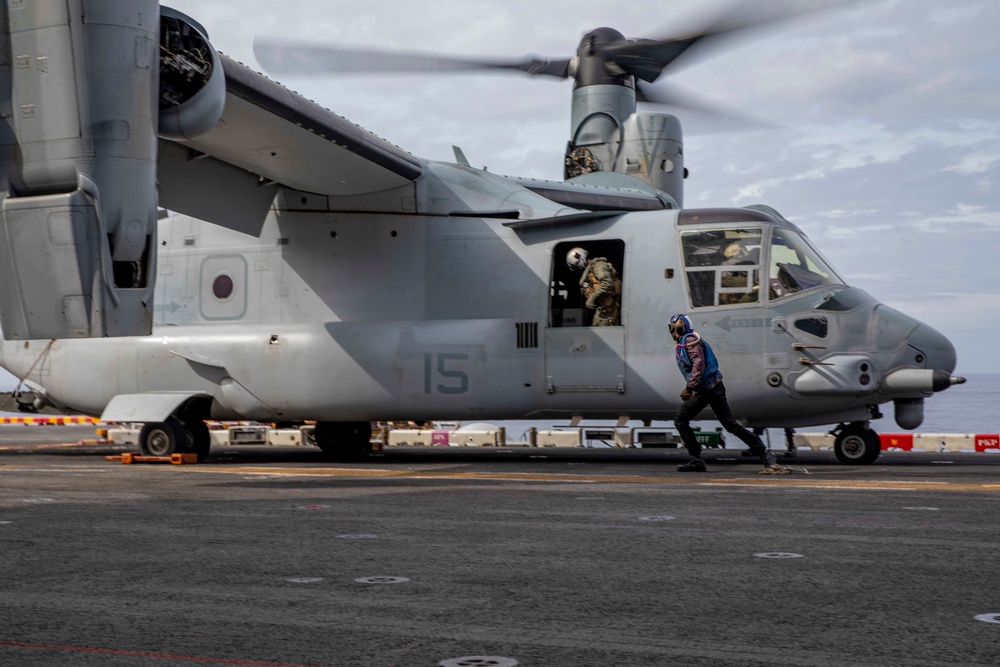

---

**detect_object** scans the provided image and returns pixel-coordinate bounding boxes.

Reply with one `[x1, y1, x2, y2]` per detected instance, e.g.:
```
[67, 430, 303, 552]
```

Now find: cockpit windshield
[679, 225, 844, 308]
[768, 227, 843, 300]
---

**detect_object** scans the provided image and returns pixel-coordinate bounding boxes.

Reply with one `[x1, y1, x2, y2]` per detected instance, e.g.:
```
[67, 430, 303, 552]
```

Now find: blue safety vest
[675, 333, 722, 391]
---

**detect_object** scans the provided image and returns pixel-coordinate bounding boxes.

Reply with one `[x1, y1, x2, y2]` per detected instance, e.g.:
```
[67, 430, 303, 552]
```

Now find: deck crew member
[669, 313, 787, 474]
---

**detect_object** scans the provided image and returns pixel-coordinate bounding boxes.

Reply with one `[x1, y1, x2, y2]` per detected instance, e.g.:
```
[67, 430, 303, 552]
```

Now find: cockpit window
[769, 228, 843, 300]
[680, 228, 762, 308]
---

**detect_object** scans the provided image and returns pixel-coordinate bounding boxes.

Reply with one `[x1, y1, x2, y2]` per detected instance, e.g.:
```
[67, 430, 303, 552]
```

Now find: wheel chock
[104, 453, 199, 465]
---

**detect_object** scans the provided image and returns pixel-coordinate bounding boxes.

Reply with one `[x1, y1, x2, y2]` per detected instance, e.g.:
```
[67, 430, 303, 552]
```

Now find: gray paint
[0, 0, 158, 338]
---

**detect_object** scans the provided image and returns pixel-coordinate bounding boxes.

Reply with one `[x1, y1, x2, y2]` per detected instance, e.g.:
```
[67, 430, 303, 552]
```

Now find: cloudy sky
[3, 0, 996, 390]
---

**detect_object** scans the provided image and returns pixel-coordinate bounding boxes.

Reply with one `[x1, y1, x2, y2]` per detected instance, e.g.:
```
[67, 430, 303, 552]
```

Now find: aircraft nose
[908, 322, 957, 374]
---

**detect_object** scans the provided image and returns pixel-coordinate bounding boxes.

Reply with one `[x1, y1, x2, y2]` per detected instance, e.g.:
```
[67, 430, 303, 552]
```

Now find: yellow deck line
[4, 462, 998, 492]
[182, 466, 1000, 492]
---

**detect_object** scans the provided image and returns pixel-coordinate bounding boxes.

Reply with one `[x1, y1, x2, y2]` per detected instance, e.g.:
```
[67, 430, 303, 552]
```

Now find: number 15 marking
[423, 353, 469, 394]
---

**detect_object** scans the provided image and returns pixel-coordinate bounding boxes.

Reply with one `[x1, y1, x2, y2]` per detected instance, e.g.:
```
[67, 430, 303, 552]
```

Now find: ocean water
[489, 372, 1000, 441]
[916, 373, 1000, 434]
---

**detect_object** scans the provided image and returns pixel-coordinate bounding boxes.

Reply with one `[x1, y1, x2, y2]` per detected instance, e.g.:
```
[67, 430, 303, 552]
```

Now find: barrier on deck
[0, 416, 100, 425]
[8, 417, 1000, 454]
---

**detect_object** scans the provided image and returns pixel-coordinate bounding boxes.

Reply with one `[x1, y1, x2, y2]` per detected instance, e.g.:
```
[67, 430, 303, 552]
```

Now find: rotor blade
[605, 37, 703, 83]
[605, 0, 842, 83]
[635, 81, 777, 134]
[253, 38, 571, 78]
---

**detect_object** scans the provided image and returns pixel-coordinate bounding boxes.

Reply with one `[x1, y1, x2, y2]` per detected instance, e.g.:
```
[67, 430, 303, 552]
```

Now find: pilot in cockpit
[721, 241, 754, 265]
[719, 241, 759, 304]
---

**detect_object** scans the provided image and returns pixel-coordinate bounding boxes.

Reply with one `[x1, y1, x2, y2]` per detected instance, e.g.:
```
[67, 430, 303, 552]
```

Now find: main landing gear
[311, 421, 377, 461]
[138, 412, 211, 462]
[832, 423, 881, 465]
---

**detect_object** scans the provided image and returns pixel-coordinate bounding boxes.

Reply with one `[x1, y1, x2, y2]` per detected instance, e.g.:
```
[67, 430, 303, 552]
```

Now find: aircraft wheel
[139, 418, 186, 457]
[834, 425, 881, 465]
[184, 419, 211, 462]
[313, 421, 374, 460]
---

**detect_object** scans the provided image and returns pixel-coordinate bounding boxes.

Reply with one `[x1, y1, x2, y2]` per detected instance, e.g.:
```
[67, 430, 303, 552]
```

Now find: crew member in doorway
[566, 247, 621, 326]
[669, 314, 789, 474]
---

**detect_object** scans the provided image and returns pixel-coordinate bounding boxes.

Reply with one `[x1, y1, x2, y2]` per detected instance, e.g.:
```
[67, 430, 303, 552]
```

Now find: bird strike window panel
[679, 228, 762, 308]
[769, 228, 843, 300]
[795, 317, 829, 338]
[549, 239, 625, 328]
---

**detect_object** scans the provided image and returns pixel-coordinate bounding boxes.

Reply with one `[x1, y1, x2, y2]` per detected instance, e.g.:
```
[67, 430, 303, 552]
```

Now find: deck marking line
[175, 466, 1000, 492]
[0, 640, 319, 666]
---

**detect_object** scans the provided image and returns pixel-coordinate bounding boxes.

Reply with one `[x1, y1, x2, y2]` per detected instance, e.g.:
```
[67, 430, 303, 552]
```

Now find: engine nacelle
[158, 7, 225, 140]
[0, 0, 160, 339]
[565, 81, 685, 207]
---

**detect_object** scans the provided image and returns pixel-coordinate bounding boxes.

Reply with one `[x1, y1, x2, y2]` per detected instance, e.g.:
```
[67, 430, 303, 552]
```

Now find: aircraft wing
[158, 54, 424, 231]
[0, 4, 426, 341]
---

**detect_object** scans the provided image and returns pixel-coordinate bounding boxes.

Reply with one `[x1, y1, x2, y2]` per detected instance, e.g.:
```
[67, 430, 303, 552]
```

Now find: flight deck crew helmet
[566, 247, 588, 270]
[669, 313, 692, 342]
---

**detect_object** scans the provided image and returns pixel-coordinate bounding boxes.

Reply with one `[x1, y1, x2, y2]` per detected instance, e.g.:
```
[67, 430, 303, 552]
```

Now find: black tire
[313, 421, 373, 460]
[185, 419, 211, 462]
[834, 425, 881, 465]
[139, 418, 186, 457]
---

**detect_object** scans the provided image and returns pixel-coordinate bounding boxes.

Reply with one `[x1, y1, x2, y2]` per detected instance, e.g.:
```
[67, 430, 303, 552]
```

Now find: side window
[680, 229, 762, 308]
[550, 240, 625, 327]
[795, 317, 829, 338]
[769, 228, 842, 300]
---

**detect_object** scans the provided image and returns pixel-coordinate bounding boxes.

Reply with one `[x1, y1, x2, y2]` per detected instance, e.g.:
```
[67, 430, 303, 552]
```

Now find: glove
[680, 388, 693, 401]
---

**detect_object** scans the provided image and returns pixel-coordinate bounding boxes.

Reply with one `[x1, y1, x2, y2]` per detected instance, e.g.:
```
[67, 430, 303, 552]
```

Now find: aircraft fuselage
[0, 192, 957, 431]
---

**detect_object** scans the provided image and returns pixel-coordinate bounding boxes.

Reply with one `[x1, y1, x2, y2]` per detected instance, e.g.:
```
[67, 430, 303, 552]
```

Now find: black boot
[677, 458, 707, 473]
[758, 449, 791, 475]
[761, 449, 777, 469]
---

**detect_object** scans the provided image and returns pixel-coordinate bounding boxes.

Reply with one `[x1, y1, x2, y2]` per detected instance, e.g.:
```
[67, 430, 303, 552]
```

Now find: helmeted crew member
[669, 313, 788, 474]
[566, 247, 620, 327]
[719, 241, 759, 304]
[721, 241, 750, 265]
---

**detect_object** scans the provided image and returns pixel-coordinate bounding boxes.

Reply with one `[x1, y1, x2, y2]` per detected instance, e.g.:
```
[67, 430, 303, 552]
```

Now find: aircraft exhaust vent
[516, 322, 539, 349]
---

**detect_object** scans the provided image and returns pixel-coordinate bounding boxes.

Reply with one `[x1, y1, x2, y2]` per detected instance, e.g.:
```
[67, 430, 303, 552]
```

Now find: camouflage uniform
[579, 257, 621, 326]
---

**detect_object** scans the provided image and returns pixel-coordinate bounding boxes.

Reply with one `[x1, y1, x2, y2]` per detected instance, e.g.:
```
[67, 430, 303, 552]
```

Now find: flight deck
[2, 427, 1000, 666]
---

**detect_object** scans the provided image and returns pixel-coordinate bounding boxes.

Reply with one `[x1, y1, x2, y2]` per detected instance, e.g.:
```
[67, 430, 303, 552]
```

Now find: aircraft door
[545, 240, 626, 393]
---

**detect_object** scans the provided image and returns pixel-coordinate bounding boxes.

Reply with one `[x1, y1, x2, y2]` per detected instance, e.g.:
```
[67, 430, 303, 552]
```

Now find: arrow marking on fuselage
[715, 316, 768, 332]
[153, 301, 182, 313]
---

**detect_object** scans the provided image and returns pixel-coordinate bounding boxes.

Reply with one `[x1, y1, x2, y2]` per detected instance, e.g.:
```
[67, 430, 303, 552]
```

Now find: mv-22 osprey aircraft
[0, 1, 964, 464]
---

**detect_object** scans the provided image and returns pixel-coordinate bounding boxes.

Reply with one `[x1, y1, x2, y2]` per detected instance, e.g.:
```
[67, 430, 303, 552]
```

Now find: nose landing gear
[833, 423, 881, 465]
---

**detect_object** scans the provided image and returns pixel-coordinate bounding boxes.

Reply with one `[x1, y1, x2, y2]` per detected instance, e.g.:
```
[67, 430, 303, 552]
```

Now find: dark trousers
[675, 381, 766, 460]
